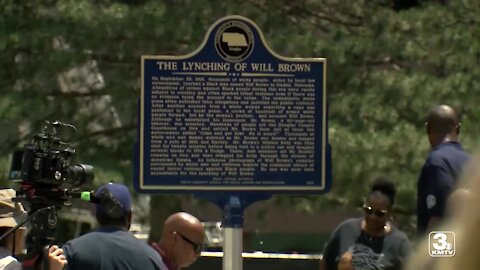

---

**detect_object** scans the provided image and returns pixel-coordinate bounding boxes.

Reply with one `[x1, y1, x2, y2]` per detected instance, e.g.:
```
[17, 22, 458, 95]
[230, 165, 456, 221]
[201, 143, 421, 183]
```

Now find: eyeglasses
[175, 232, 203, 254]
[362, 205, 388, 218]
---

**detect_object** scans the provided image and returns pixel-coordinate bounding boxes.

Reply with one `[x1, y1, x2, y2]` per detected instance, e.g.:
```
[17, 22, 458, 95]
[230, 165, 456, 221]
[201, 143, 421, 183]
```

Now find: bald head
[427, 105, 460, 135]
[426, 105, 461, 147]
[159, 212, 205, 268]
[162, 212, 204, 237]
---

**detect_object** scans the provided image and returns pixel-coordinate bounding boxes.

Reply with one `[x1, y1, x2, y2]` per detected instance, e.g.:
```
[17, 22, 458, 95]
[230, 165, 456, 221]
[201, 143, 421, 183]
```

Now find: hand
[48, 245, 67, 270]
[337, 251, 353, 270]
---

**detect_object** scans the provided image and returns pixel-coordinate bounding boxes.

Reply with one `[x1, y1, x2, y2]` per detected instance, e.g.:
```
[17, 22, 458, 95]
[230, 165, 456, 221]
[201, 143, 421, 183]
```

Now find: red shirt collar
[151, 242, 177, 270]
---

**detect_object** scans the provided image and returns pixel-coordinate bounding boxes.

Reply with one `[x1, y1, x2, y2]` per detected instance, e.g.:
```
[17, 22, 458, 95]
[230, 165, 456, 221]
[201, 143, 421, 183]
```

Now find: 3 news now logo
[429, 231, 455, 257]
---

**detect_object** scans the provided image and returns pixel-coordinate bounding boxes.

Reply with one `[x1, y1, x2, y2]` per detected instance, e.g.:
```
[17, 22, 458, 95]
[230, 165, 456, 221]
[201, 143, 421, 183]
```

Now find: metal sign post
[223, 196, 243, 270]
[203, 194, 270, 270]
[224, 227, 243, 270]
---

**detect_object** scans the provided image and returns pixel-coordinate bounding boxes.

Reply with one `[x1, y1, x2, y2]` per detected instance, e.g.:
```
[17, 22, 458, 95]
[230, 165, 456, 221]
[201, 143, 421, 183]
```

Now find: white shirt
[0, 247, 20, 270]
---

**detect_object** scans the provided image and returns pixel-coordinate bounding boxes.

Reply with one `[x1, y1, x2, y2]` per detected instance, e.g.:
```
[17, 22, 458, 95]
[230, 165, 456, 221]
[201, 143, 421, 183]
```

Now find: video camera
[9, 120, 93, 188]
[6, 120, 95, 269]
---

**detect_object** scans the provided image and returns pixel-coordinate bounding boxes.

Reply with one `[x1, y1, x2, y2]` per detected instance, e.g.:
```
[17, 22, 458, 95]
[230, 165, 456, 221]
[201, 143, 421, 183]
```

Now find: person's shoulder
[130, 237, 156, 251]
[328, 218, 362, 240]
[153, 254, 169, 270]
[142, 243, 167, 269]
[4, 262, 21, 270]
[64, 231, 98, 245]
[424, 151, 451, 169]
[427, 147, 449, 162]
[117, 232, 158, 253]
[63, 231, 100, 256]
[0, 256, 21, 270]
[428, 142, 469, 162]
[64, 230, 125, 252]
[388, 224, 409, 241]
[336, 217, 362, 230]
[424, 147, 469, 174]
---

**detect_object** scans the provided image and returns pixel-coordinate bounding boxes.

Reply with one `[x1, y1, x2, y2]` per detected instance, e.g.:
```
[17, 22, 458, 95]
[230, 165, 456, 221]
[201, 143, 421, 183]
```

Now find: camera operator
[62, 183, 164, 270]
[0, 189, 67, 270]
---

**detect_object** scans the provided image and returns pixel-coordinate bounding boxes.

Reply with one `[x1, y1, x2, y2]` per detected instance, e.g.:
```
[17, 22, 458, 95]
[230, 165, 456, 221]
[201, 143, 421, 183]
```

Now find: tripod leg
[42, 246, 50, 270]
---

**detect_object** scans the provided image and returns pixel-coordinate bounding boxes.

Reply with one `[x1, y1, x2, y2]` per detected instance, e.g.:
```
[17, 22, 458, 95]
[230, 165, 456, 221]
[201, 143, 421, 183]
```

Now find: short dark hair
[370, 177, 396, 207]
[96, 211, 130, 228]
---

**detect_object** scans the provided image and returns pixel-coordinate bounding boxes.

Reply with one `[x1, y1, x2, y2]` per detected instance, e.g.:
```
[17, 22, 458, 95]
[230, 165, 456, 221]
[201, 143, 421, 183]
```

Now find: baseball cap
[94, 183, 132, 218]
[0, 189, 27, 228]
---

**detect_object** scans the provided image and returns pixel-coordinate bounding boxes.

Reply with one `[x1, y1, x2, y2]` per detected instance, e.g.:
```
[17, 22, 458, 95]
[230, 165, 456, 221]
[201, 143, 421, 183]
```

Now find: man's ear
[172, 231, 180, 243]
[456, 123, 461, 135]
[172, 231, 177, 240]
[126, 211, 132, 230]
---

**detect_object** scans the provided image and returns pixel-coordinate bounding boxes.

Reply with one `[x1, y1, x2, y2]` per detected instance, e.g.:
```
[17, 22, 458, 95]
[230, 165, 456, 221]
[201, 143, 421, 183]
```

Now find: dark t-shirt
[63, 227, 164, 270]
[322, 218, 410, 270]
[417, 141, 469, 235]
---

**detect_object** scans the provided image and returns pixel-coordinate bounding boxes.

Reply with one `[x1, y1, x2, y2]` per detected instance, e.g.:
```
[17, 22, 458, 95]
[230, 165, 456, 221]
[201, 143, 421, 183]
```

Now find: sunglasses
[362, 205, 388, 218]
[176, 232, 203, 254]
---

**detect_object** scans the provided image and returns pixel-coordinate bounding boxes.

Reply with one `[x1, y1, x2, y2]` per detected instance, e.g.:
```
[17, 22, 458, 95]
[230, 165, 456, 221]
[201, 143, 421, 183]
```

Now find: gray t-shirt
[322, 218, 410, 270]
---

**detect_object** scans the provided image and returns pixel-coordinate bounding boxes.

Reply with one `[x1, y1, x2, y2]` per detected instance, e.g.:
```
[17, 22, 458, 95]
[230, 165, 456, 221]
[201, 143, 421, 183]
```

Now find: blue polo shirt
[417, 141, 469, 235]
[63, 227, 165, 270]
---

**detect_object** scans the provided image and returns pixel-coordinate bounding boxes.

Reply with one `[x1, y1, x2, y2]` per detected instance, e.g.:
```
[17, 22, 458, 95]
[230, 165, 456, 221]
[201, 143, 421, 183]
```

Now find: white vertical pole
[223, 227, 243, 270]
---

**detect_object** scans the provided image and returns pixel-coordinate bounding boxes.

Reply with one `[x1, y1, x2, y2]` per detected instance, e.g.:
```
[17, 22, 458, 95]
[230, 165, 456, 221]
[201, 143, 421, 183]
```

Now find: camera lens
[67, 164, 94, 186]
